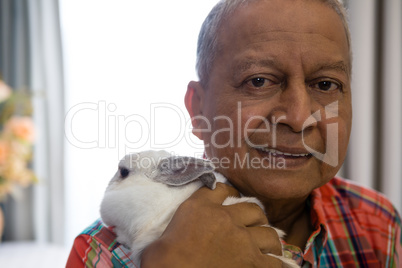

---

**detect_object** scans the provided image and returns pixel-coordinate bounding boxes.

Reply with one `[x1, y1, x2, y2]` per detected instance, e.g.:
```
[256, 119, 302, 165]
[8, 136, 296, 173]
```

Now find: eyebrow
[314, 61, 350, 78]
[234, 59, 278, 73]
[233, 59, 350, 78]
[231, 59, 279, 81]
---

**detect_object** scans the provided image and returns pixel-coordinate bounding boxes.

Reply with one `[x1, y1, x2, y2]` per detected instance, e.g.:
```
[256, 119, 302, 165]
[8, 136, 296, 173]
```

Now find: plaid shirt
[66, 177, 402, 267]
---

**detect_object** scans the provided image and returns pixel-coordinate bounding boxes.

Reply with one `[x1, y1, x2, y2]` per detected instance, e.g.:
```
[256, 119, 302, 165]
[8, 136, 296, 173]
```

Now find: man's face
[191, 0, 352, 202]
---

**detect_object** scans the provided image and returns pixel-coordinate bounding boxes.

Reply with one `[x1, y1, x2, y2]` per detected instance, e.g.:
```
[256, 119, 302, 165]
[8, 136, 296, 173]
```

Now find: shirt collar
[303, 184, 331, 266]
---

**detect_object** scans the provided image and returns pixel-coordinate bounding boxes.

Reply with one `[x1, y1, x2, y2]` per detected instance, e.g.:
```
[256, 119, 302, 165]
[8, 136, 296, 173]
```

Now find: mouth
[253, 146, 313, 168]
[256, 147, 311, 158]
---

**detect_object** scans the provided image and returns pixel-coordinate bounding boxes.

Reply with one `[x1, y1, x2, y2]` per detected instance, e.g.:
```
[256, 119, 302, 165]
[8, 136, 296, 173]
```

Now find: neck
[263, 196, 312, 250]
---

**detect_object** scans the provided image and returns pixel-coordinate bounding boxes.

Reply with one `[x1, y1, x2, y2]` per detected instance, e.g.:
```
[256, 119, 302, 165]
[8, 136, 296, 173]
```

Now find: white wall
[60, 0, 220, 247]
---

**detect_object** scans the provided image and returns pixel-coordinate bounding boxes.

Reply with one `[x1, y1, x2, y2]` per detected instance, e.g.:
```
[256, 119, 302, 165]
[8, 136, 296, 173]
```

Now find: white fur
[100, 150, 299, 268]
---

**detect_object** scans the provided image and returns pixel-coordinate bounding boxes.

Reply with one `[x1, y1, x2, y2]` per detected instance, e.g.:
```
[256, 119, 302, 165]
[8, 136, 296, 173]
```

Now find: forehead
[230, 0, 344, 32]
[216, 0, 350, 70]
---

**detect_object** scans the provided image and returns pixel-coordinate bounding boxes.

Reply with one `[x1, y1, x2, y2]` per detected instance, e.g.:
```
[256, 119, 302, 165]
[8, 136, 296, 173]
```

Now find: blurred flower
[0, 140, 9, 165]
[0, 79, 36, 201]
[4, 116, 35, 143]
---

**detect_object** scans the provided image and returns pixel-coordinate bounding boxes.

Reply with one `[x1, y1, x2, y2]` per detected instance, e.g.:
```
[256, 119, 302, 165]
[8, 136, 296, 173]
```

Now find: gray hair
[196, 0, 351, 86]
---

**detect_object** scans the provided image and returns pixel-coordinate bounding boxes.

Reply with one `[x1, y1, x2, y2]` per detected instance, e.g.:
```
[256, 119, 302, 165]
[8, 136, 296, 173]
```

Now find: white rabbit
[100, 150, 299, 268]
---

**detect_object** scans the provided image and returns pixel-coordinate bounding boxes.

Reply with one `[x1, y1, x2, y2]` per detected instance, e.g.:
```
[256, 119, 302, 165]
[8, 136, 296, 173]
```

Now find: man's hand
[141, 183, 284, 267]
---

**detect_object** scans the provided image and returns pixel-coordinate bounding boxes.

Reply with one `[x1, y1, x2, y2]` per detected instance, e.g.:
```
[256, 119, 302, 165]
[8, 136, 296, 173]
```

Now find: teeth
[257, 147, 310, 157]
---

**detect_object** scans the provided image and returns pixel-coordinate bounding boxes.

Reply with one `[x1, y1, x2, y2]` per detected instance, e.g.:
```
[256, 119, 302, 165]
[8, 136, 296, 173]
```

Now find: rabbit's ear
[150, 156, 217, 189]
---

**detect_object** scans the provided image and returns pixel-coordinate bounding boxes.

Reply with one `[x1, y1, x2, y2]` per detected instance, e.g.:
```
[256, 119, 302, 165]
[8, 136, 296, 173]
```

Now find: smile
[254, 147, 312, 158]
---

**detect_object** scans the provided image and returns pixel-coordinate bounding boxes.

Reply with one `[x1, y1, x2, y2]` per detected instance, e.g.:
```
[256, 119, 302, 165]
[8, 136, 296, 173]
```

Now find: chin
[229, 170, 325, 201]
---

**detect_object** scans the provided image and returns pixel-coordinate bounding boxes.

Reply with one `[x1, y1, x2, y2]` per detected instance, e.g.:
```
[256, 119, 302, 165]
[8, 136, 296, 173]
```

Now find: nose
[271, 80, 316, 133]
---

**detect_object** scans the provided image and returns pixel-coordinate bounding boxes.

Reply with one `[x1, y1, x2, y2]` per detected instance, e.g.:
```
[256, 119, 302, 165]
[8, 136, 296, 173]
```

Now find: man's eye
[312, 81, 341, 91]
[251, 78, 266, 87]
[246, 77, 273, 88]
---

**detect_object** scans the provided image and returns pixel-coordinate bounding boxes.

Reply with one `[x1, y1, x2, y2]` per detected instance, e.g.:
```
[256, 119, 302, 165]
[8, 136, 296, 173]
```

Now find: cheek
[336, 117, 351, 162]
[317, 114, 351, 177]
[226, 104, 272, 148]
[320, 112, 351, 151]
[202, 105, 239, 157]
[239, 102, 273, 131]
[203, 105, 268, 161]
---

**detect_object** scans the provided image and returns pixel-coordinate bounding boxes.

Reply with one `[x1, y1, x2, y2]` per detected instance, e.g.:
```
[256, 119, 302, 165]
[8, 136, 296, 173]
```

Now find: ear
[151, 156, 217, 189]
[185, 81, 206, 140]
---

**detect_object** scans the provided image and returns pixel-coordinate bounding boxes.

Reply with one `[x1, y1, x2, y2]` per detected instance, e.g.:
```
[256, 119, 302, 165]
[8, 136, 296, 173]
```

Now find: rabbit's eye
[120, 167, 130, 179]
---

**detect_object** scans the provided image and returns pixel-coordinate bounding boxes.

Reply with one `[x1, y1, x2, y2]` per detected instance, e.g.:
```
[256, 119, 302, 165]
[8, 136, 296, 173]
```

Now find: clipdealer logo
[64, 101, 340, 167]
[302, 101, 339, 167]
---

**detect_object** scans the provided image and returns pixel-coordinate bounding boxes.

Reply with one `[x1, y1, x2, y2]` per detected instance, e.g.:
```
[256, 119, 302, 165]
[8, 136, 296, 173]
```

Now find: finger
[190, 182, 240, 204]
[249, 226, 283, 255]
[224, 202, 269, 227]
[257, 253, 284, 268]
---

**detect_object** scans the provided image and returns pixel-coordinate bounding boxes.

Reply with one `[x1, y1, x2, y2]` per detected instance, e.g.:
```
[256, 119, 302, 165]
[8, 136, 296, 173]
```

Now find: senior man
[67, 0, 402, 267]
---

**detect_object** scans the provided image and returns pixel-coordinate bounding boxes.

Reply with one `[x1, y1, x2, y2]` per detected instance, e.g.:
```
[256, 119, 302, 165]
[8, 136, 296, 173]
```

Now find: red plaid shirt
[67, 177, 402, 267]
